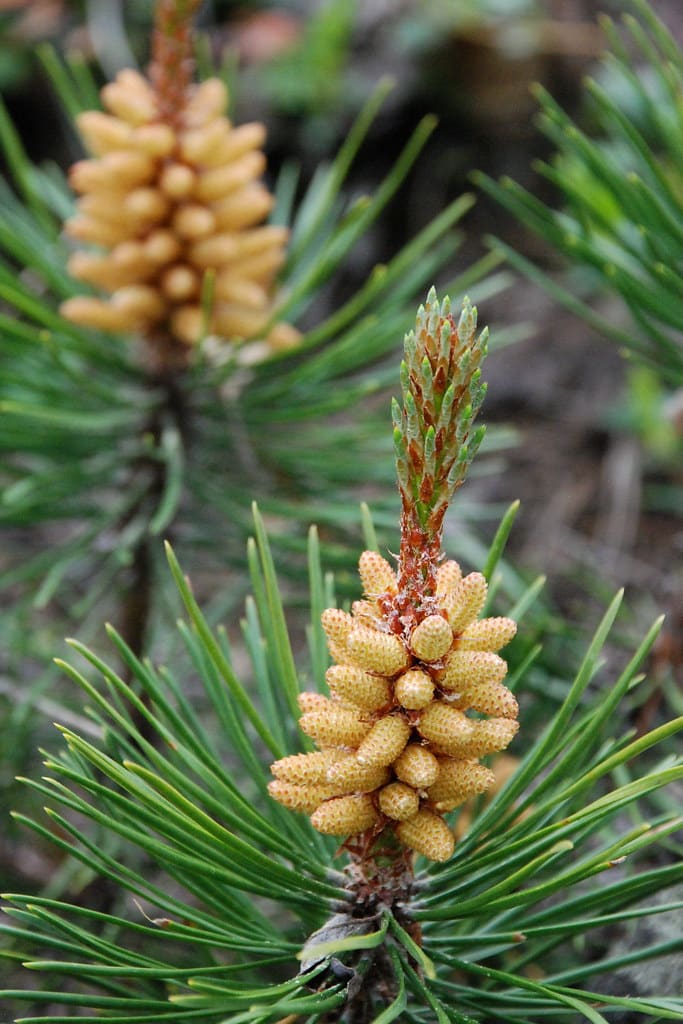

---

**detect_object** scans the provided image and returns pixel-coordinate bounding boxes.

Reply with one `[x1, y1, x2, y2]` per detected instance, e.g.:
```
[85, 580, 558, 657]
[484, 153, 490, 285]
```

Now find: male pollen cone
[269, 549, 518, 864]
[61, 67, 298, 361]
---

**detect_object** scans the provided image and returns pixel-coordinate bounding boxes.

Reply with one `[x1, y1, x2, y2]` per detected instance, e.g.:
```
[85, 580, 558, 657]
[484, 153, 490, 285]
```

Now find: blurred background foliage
[474, 0, 683, 704]
[478, 0, 683, 385]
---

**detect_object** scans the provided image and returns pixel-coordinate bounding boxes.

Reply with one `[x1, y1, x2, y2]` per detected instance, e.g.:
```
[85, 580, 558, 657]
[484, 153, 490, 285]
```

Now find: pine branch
[2, 486, 682, 1021]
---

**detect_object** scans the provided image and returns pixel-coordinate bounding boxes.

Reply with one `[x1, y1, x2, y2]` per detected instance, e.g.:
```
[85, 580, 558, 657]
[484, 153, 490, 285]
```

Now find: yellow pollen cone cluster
[269, 552, 519, 863]
[60, 69, 299, 355]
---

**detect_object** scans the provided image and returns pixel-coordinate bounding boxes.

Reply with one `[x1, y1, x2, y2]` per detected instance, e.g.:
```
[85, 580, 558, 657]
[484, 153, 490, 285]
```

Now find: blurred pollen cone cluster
[60, 68, 299, 363]
[269, 550, 519, 863]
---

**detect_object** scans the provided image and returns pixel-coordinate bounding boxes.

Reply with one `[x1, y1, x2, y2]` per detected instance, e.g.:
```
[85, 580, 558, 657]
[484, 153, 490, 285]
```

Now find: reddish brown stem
[149, 0, 203, 125]
[378, 508, 443, 635]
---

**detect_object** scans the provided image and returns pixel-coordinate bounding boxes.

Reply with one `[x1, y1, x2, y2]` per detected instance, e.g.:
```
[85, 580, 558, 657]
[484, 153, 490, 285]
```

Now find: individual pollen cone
[396, 810, 455, 862]
[394, 668, 434, 710]
[456, 617, 517, 652]
[436, 560, 462, 596]
[457, 718, 519, 759]
[326, 665, 392, 712]
[439, 651, 517, 718]
[443, 572, 488, 633]
[427, 759, 496, 812]
[417, 703, 472, 751]
[60, 52, 298, 366]
[347, 625, 410, 676]
[419, 703, 519, 759]
[296, 692, 329, 713]
[267, 780, 340, 813]
[410, 614, 453, 662]
[269, 291, 520, 864]
[321, 608, 356, 664]
[456, 679, 518, 719]
[310, 795, 380, 836]
[394, 744, 440, 788]
[356, 716, 412, 768]
[271, 750, 339, 785]
[439, 650, 508, 691]
[378, 782, 420, 820]
[321, 608, 354, 646]
[326, 758, 391, 792]
[358, 551, 397, 599]
[299, 706, 371, 748]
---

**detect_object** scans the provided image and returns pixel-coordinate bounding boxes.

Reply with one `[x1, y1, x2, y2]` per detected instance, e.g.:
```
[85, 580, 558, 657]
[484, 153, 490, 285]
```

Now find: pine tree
[2, 289, 681, 1022]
